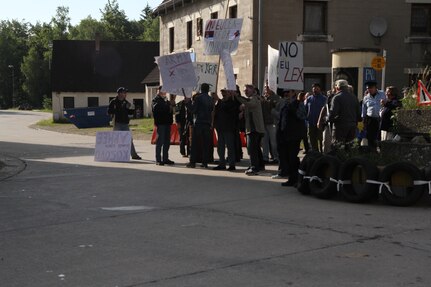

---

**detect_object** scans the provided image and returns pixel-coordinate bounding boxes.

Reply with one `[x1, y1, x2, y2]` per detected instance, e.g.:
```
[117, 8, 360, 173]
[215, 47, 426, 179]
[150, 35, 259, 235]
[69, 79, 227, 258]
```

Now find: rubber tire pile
[296, 152, 431, 206]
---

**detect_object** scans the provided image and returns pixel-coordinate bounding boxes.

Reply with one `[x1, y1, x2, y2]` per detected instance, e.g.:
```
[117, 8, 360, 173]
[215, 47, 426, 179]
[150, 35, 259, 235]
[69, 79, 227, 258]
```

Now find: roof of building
[51, 40, 159, 93]
[141, 65, 160, 85]
[154, 0, 196, 15]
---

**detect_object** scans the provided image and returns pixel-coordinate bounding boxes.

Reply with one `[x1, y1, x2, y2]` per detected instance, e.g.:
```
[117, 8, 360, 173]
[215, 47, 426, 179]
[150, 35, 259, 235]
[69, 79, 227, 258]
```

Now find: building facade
[155, 0, 431, 93]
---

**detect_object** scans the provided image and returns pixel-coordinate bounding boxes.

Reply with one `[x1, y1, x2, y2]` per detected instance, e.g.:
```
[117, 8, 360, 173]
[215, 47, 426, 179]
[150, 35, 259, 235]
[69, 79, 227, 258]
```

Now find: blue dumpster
[63, 106, 111, 129]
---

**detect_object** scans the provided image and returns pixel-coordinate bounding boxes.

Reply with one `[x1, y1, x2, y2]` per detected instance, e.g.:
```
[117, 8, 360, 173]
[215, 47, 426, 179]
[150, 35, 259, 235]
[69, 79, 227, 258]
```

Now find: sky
[0, 0, 163, 25]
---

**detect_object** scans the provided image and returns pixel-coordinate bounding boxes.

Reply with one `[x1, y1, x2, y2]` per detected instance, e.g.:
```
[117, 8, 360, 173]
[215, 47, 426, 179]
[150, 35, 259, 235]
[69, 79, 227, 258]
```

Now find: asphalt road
[0, 110, 430, 287]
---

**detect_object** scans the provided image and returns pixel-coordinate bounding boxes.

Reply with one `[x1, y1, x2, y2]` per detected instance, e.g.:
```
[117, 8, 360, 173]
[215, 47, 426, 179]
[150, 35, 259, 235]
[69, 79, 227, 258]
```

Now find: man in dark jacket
[279, 91, 306, 187]
[213, 89, 238, 170]
[329, 79, 360, 148]
[185, 83, 214, 168]
[152, 86, 175, 165]
[108, 87, 141, 160]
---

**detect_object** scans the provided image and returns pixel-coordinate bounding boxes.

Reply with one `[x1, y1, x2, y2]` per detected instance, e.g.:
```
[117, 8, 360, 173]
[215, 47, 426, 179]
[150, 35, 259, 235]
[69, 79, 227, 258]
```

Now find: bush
[42, 95, 52, 110]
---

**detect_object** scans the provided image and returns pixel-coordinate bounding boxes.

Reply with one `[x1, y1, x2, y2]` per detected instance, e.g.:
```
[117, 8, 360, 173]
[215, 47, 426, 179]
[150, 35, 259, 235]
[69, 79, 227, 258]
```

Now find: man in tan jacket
[235, 84, 265, 175]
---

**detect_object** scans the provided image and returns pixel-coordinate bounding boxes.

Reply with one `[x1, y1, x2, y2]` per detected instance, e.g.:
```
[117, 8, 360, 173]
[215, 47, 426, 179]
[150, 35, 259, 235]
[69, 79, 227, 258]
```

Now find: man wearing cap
[305, 83, 327, 153]
[329, 80, 360, 147]
[108, 87, 141, 160]
[362, 81, 385, 151]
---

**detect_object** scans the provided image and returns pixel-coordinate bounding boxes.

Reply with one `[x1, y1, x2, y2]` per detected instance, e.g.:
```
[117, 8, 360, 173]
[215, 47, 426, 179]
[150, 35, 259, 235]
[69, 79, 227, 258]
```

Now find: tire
[309, 155, 341, 199]
[339, 158, 379, 203]
[380, 162, 425, 206]
[297, 152, 323, 195]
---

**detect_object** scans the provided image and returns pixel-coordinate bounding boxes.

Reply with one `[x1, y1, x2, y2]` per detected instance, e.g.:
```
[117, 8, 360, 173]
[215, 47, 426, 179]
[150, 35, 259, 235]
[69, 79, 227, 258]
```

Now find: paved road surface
[0, 110, 430, 287]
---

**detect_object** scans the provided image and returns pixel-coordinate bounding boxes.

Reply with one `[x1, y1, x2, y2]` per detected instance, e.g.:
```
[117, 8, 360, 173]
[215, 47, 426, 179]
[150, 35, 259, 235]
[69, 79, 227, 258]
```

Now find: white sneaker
[271, 174, 285, 179]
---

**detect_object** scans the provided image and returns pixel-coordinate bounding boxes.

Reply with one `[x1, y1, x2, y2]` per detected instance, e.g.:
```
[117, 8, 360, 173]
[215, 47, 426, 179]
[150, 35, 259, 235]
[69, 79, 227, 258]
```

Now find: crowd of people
[108, 79, 402, 187]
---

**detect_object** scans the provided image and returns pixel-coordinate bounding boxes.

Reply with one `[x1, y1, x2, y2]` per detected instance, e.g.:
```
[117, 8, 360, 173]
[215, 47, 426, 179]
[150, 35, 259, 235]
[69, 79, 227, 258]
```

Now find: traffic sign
[371, 56, 386, 71]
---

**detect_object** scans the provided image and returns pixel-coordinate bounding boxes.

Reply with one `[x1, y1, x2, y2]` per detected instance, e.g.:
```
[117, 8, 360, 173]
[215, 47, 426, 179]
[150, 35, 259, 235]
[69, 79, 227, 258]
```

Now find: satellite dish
[369, 17, 388, 37]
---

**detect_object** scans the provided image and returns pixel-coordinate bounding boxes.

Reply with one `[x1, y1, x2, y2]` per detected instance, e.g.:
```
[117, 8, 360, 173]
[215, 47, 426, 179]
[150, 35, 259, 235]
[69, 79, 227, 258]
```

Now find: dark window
[211, 12, 218, 19]
[63, 97, 75, 109]
[197, 17, 203, 37]
[88, 97, 99, 107]
[229, 5, 238, 18]
[303, 1, 327, 35]
[411, 4, 431, 36]
[169, 27, 174, 52]
[187, 20, 193, 49]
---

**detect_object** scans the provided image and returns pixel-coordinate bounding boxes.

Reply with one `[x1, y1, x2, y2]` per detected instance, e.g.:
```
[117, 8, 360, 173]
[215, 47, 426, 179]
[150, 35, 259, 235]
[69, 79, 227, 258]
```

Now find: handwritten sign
[268, 45, 279, 92]
[278, 41, 304, 90]
[156, 52, 197, 94]
[193, 62, 219, 92]
[94, 131, 131, 162]
[221, 50, 236, 90]
[204, 19, 243, 55]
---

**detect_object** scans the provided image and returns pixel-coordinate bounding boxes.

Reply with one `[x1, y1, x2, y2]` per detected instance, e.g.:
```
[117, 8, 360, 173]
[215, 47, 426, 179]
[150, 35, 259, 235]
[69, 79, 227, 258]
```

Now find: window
[187, 20, 193, 49]
[411, 4, 431, 36]
[196, 17, 203, 37]
[88, 97, 99, 107]
[169, 27, 174, 52]
[211, 12, 218, 19]
[303, 1, 327, 35]
[229, 5, 237, 18]
[63, 97, 75, 109]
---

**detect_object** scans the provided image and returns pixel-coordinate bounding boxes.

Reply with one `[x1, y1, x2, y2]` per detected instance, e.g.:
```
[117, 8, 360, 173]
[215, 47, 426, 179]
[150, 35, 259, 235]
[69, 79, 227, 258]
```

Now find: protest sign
[278, 41, 304, 90]
[94, 131, 131, 162]
[156, 52, 197, 94]
[221, 50, 236, 90]
[204, 18, 243, 55]
[193, 62, 219, 92]
[268, 45, 279, 92]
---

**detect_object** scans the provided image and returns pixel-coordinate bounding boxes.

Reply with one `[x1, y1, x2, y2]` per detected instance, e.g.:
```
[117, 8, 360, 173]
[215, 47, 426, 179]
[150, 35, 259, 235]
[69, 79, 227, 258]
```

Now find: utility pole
[8, 65, 15, 108]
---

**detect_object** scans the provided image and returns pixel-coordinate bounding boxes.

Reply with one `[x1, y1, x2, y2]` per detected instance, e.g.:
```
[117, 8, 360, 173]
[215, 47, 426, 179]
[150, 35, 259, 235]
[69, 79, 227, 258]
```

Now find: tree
[21, 22, 53, 107]
[0, 20, 30, 107]
[139, 4, 159, 41]
[101, 0, 132, 40]
[51, 6, 71, 40]
[69, 16, 108, 40]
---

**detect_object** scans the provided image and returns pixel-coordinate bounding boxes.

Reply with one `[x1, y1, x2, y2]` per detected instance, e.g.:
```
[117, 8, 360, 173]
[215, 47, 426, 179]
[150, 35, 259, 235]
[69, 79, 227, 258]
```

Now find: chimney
[95, 32, 100, 53]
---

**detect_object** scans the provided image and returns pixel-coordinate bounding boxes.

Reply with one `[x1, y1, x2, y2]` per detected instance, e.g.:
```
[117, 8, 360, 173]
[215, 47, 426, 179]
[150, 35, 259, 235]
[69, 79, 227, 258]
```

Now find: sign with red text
[278, 41, 304, 90]
[156, 52, 197, 95]
[203, 18, 243, 55]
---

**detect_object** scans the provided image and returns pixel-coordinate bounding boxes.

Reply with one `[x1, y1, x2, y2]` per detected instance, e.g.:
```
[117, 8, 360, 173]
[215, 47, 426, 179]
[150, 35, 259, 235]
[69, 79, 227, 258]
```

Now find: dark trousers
[286, 139, 301, 183]
[190, 124, 211, 165]
[365, 116, 380, 149]
[308, 125, 323, 152]
[155, 124, 171, 162]
[247, 132, 264, 171]
[216, 130, 236, 167]
[276, 130, 289, 176]
[178, 124, 188, 156]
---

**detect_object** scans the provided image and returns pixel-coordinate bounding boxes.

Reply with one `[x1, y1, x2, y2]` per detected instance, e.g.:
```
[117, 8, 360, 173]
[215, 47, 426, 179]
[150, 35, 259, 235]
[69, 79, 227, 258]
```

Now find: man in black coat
[152, 86, 175, 165]
[213, 89, 238, 170]
[108, 87, 141, 160]
[278, 91, 307, 187]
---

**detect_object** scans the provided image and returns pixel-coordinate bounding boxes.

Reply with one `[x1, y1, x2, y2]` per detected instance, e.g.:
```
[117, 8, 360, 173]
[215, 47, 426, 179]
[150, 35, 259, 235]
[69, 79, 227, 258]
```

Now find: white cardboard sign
[156, 52, 198, 94]
[94, 131, 131, 162]
[278, 41, 304, 90]
[221, 50, 236, 90]
[204, 18, 243, 55]
[268, 45, 279, 92]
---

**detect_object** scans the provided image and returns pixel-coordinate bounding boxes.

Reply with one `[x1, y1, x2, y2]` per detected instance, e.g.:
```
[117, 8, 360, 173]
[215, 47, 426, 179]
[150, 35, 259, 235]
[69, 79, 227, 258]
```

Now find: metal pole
[257, 0, 263, 92]
[8, 65, 15, 107]
[381, 49, 387, 91]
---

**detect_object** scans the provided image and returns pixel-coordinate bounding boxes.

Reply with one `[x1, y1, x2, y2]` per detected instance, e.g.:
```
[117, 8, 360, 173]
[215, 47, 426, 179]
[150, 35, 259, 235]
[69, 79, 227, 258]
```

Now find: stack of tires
[296, 153, 430, 206]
